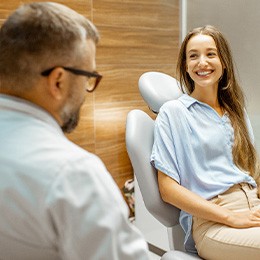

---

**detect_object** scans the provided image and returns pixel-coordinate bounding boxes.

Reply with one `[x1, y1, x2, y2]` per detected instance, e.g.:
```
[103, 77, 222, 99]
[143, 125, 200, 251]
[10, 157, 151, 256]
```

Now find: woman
[151, 25, 260, 259]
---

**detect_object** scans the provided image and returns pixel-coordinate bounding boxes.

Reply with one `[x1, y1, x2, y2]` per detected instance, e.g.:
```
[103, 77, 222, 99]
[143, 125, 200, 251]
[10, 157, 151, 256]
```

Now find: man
[0, 2, 150, 259]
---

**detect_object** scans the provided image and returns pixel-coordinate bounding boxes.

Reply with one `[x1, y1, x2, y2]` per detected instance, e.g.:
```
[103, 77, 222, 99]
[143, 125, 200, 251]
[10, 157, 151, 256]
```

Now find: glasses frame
[41, 66, 102, 92]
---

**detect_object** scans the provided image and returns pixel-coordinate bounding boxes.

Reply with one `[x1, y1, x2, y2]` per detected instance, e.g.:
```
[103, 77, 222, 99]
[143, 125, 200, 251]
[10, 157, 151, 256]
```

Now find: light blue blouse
[151, 94, 256, 253]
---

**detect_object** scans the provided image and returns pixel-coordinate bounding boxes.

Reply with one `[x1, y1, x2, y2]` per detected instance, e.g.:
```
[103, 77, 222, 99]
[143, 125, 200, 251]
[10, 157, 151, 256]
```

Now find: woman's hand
[158, 171, 260, 228]
[225, 209, 260, 228]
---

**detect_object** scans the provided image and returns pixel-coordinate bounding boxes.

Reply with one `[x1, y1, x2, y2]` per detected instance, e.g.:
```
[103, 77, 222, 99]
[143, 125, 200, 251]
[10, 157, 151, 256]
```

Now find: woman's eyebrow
[187, 47, 217, 54]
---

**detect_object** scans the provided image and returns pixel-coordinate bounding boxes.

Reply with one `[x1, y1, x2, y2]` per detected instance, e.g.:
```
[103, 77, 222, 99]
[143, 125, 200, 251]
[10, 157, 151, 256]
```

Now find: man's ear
[47, 67, 68, 100]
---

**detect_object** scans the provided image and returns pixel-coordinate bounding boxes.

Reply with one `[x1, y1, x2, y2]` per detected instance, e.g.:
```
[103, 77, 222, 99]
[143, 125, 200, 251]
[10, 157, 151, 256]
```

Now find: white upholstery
[125, 72, 201, 260]
[138, 71, 182, 113]
[161, 251, 200, 260]
[126, 109, 179, 227]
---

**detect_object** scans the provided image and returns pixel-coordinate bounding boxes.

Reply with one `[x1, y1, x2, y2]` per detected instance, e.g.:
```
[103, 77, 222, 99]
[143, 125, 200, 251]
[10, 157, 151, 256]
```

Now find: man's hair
[0, 2, 99, 91]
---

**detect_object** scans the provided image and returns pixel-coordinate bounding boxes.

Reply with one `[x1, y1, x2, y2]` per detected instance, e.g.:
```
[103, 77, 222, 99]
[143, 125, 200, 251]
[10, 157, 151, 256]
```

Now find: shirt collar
[178, 94, 198, 108]
[0, 94, 63, 134]
[178, 93, 229, 119]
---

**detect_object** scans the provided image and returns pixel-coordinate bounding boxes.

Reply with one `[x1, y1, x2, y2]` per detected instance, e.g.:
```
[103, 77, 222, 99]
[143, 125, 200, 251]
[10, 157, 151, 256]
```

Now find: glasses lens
[86, 77, 97, 92]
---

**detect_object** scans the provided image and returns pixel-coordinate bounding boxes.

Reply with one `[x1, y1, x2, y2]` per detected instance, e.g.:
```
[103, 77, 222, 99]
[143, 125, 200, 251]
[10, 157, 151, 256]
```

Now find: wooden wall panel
[0, 0, 180, 192]
[96, 26, 179, 65]
[0, 0, 91, 26]
[93, 0, 179, 189]
[93, 0, 178, 30]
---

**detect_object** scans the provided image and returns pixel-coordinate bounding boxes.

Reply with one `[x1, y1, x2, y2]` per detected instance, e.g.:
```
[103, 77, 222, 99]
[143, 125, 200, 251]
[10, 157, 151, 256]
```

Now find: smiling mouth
[196, 70, 213, 76]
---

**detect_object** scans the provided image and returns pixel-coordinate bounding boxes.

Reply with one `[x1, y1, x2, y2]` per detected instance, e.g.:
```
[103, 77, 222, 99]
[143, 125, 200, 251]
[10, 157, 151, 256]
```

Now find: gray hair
[0, 2, 99, 91]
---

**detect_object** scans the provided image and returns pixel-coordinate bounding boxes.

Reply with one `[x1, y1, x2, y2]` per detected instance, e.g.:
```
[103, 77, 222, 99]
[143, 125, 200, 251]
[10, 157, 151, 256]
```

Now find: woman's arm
[158, 171, 260, 228]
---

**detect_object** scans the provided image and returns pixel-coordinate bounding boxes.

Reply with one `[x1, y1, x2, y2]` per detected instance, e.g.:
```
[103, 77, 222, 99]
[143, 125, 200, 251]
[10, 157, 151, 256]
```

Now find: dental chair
[125, 72, 201, 260]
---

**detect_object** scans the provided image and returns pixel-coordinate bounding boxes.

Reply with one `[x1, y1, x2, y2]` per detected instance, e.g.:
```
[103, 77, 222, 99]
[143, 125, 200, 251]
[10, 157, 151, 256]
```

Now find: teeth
[197, 71, 211, 76]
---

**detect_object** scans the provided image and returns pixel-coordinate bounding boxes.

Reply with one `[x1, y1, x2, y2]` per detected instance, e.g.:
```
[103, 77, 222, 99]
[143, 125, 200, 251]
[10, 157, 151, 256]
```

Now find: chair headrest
[138, 72, 183, 113]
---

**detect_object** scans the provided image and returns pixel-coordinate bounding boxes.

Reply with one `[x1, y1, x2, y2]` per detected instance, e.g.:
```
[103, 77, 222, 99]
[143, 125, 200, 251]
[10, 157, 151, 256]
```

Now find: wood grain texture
[0, 0, 180, 191]
[93, 0, 178, 30]
[0, 0, 91, 25]
[92, 0, 179, 189]
[96, 26, 179, 66]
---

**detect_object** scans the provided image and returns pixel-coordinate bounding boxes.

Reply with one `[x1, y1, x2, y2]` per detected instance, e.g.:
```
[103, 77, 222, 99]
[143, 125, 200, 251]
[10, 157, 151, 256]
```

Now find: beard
[61, 108, 80, 133]
[60, 100, 82, 133]
[60, 79, 86, 133]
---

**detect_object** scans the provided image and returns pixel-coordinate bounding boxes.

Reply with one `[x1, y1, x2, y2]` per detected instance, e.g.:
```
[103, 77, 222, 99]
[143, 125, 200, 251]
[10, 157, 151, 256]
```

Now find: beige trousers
[192, 183, 260, 260]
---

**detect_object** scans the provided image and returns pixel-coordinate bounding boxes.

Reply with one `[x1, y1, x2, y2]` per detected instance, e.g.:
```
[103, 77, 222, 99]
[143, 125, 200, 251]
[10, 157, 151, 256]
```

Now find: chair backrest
[126, 109, 179, 227]
[125, 71, 183, 228]
[138, 71, 182, 113]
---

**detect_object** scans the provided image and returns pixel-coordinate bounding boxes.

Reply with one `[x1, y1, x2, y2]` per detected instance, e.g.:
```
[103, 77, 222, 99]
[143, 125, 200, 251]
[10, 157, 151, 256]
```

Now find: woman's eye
[189, 54, 197, 59]
[208, 52, 217, 57]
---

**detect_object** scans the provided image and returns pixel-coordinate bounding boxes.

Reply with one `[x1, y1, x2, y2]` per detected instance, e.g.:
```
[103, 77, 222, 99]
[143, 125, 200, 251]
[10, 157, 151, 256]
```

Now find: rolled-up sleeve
[151, 105, 181, 184]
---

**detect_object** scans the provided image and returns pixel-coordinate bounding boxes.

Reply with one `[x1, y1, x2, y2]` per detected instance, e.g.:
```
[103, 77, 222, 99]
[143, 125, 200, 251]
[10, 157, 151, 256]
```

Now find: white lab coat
[0, 94, 150, 260]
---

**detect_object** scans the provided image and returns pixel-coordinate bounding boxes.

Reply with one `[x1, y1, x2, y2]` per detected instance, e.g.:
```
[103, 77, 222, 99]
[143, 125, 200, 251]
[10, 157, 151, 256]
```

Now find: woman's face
[185, 34, 223, 91]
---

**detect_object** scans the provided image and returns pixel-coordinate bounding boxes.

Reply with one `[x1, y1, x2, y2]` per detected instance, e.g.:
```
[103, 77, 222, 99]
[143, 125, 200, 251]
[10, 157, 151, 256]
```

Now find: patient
[151, 25, 260, 259]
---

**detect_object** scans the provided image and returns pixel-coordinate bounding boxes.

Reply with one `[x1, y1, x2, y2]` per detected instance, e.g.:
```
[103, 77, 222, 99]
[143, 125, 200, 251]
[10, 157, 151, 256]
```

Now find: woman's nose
[198, 56, 208, 67]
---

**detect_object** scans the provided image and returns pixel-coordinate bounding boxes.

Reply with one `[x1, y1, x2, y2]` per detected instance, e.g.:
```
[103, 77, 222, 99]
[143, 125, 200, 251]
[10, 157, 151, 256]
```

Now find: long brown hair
[177, 25, 260, 180]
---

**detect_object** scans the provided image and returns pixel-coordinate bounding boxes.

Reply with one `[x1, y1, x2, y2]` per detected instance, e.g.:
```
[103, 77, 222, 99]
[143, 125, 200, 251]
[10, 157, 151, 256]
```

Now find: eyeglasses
[41, 66, 102, 92]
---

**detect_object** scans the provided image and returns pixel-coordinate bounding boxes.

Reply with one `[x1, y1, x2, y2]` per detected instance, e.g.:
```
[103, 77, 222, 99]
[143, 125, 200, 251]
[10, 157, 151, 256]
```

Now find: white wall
[182, 0, 260, 152]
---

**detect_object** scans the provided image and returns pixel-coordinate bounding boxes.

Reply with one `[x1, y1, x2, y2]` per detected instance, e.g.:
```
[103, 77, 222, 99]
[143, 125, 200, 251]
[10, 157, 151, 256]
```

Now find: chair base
[161, 250, 201, 260]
